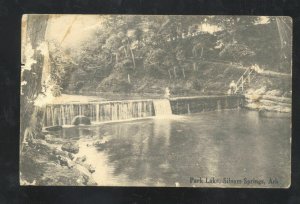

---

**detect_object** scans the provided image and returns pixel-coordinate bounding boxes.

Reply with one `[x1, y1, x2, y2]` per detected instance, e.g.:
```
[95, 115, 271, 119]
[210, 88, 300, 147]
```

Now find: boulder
[35, 133, 46, 140]
[93, 139, 108, 146]
[93, 140, 103, 146]
[57, 155, 69, 167]
[68, 152, 75, 160]
[71, 116, 91, 126]
[75, 155, 87, 163]
[45, 134, 54, 140]
[77, 175, 89, 185]
[76, 174, 97, 186]
[52, 148, 69, 158]
[57, 155, 75, 169]
[87, 165, 96, 173]
[61, 142, 79, 154]
[45, 134, 64, 144]
[44, 126, 63, 131]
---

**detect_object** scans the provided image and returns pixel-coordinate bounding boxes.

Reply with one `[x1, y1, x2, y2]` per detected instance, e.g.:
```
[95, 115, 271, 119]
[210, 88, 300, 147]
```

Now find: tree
[144, 48, 166, 78]
[20, 15, 49, 148]
[48, 41, 77, 93]
[61, 15, 291, 95]
[219, 42, 255, 63]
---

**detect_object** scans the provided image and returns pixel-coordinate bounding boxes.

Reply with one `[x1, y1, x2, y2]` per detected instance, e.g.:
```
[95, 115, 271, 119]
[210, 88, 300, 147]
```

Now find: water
[153, 99, 172, 116]
[44, 99, 174, 126]
[44, 100, 154, 126]
[57, 109, 291, 187]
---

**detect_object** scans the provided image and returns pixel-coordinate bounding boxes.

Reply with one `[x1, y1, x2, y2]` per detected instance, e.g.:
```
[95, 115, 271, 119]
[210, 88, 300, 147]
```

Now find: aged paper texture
[20, 15, 292, 187]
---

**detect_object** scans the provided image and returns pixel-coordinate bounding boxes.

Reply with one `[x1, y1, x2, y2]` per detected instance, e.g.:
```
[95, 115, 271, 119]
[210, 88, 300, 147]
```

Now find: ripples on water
[58, 109, 291, 187]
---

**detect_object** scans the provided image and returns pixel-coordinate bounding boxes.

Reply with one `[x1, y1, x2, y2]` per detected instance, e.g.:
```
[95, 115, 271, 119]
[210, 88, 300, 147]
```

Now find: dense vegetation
[44, 16, 291, 96]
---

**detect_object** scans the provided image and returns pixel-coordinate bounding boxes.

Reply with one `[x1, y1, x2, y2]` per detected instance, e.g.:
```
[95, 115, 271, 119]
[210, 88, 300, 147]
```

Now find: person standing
[229, 80, 237, 94]
[164, 87, 171, 98]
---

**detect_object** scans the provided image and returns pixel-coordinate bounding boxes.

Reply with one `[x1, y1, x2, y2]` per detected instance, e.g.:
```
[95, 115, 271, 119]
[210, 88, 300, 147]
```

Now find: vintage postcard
[20, 15, 292, 187]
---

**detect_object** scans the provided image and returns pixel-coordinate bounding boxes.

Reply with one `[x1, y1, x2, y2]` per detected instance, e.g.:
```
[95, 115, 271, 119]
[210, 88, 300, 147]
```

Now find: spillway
[44, 100, 154, 126]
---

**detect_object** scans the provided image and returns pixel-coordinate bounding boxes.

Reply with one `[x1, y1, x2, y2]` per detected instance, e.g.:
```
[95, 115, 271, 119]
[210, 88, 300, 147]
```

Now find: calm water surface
[59, 109, 291, 187]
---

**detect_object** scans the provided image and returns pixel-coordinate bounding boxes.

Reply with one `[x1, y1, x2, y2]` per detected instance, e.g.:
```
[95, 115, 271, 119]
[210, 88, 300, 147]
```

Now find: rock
[35, 133, 46, 140]
[68, 152, 75, 160]
[93, 140, 103, 146]
[57, 156, 69, 167]
[61, 142, 79, 154]
[75, 155, 87, 163]
[48, 153, 57, 161]
[52, 148, 69, 158]
[44, 126, 63, 131]
[45, 134, 53, 140]
[93, 139, 108, 146]
[57, 155, 75, 169]
[42, 129, 49, 134]
[86, 179, 97, 186]
[71, 116, 91, 126]
[88, 165, 96, 174]
[30, 139, 52, 153]
[45, 135, 64, 144]
[77, 175, 89, 185]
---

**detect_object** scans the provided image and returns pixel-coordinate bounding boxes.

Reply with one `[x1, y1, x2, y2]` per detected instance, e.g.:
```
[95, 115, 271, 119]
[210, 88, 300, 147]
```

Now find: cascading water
[217, 100, 221, 111]
[44, 100, 154, 126]
[153, 99, 173, 116]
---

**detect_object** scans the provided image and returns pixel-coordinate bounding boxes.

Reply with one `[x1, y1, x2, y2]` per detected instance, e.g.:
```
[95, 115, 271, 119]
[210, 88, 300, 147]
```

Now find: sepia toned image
[20, 15, 292, 187]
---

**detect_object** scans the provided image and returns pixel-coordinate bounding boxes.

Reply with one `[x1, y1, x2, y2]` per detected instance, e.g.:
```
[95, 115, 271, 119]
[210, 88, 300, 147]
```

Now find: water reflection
[58, 110, 291, 187]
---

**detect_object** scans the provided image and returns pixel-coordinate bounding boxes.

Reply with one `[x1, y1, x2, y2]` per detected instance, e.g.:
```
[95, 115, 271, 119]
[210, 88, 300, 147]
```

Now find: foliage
[219, 42, 255, 62]
[45, 15, 291, 94]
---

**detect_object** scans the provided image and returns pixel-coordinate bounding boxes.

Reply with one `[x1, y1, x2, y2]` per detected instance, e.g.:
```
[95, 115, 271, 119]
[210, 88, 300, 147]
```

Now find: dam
[43, 95, 244, 127]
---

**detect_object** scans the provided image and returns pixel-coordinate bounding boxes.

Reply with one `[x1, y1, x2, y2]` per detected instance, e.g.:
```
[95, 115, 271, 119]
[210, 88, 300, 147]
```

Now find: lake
[58, 109, 291, 187]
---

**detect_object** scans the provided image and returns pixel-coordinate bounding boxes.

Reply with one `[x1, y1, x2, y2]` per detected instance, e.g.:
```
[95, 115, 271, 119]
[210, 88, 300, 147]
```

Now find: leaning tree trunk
[173, 66, 177, 78]
[20, 14, 49, 150]
[130, 48, 136, 69]
[127, 42, 136, 69]
[200, 47, 204, 59]
[123, 47, 128, 57]
[127, 74, 131, 83]
[276, 17, 292, 74]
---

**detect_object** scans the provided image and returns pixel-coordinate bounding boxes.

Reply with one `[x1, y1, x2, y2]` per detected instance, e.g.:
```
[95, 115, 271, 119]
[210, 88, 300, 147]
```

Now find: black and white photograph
[20, 14, 292, 187]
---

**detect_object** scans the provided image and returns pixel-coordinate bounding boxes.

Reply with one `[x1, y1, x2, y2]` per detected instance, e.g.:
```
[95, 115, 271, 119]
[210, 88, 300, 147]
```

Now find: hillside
[42, 16, 291, 98]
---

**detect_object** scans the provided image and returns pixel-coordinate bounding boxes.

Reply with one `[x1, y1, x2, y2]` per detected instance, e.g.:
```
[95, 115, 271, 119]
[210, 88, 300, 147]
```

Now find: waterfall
[153, 99, 173, 116]
[217, 100, 221, 111]
[44, 100, 154, 126]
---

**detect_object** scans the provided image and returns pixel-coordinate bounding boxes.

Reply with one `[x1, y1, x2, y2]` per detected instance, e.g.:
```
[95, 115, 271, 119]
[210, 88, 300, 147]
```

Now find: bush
[75, 81, 84, 91]
[192, 79, 202, 90]
[51, 84, 62, 97]
[114, 80, 133, 92]
[146, 66, 165, 78]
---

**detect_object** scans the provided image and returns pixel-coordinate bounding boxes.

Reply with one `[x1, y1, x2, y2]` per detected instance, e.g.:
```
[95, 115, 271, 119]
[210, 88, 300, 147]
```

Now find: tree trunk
[124, 47, 128, 57]
[182, 68, 186, 78]
[20, 15, 49, 151]
[115, 53, 118, 63]
[173, 66, 177, 78]
[168, 69, 172, 79]
[128, 74, 131, 83]
[130, 48, 136, 69]
[200, 47, 204, 59]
